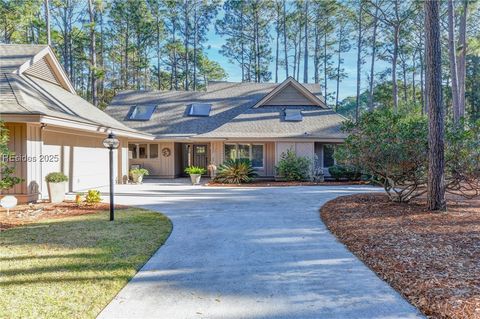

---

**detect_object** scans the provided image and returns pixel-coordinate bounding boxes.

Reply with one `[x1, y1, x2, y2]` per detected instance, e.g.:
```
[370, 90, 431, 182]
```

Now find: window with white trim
[224, 144, 264, 168]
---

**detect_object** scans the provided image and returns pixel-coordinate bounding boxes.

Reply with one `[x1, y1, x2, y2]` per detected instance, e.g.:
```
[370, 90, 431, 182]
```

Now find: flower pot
[190, 174, 202, 185]
[131, 173, 144, 184]
[47, 181, 66, 203]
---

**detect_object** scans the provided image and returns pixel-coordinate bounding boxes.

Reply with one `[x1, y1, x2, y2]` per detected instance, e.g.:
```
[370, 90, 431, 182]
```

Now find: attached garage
[0, 44, 152, 202]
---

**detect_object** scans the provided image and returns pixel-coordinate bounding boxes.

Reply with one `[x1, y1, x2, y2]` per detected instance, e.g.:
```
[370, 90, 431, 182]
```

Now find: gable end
[253, 77, 327, 108]
[263, 82, 317, 106]
[24, 57, 61, 86]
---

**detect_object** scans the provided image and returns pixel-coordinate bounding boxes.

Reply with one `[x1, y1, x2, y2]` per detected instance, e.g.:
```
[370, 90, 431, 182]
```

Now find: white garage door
[41, 130, 117, 198]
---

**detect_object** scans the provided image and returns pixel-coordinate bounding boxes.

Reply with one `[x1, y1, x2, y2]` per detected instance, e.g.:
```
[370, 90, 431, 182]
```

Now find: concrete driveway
[98, 181, 423, 319]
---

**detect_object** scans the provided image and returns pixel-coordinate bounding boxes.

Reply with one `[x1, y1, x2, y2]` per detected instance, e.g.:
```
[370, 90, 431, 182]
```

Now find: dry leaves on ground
[0, 201, 127, 231]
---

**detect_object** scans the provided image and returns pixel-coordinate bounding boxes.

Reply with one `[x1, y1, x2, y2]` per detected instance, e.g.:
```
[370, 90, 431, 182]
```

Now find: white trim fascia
[39, 116, 154, 140]
[14, 46, 76, 94]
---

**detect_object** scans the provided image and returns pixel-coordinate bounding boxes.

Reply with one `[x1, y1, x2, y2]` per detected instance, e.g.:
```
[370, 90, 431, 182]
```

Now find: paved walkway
[98, 181, 423, 319]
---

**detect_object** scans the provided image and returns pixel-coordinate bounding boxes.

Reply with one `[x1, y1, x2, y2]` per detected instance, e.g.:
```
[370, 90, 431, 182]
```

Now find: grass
[0, 208, 172, 319]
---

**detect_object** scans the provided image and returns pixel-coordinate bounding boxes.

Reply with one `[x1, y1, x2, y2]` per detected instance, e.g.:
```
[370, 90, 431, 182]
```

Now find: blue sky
[204, 28, 378, 101]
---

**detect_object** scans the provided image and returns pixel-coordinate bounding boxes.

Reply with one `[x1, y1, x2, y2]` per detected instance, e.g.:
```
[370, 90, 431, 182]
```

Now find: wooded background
[1, 0, 479, 122]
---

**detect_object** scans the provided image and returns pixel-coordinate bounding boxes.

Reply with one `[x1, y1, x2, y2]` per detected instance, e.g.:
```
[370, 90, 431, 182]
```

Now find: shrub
[85, 190, 102, 204]
[215, 159, 257, 184]
[444, 119, 480, 198]
[0, 121, 22, 191]
[336, 107, 480, 202]
[129, 168, 149, 176]
[184, 166, 206, 175]
[276, 149, 311, 181]
[328, 165, 361, 181]
[45, 172, 69, 183]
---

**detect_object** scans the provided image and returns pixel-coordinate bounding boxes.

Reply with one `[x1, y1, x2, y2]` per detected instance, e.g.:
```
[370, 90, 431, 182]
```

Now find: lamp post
[102, 132, 119, 221]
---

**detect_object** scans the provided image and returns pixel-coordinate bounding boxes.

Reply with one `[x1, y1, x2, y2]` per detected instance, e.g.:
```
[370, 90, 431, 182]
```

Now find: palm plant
[215, 159, 257, 184]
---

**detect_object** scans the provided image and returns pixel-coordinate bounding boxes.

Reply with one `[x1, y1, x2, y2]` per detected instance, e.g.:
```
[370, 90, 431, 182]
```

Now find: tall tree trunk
[184, 0, 189, 90]
[355, 2, 363, 121]
[402, 56, 407, 103]
[324, 30, 328, 100]
[412, 50, 417, 105]
[335, 36, 341, 111]
[125, 22, 129, 88]
[447, 0, 460, 122]
[392, 25, 399, 111]
[420, 38, 426, 114]
[87, 0, 97, 106]
[156, 14, 161, 90]
[283, 0, 288, 78]
[457, 0, 467, 118]
[296, 18, 302, 81]
[368, 2, 378, 110]
[293, 37, 297, 80]
[100, 7, 105, 97]
[314, 23, 319, 83]
[255, 10, 260, 82]
[240, 8, 245, 82]
[193, 2, 197, 90]
[173, 23, 178, 90]
[303, 1, 308, 83]
[425, 0, 446, 211]
[275, 3, 280, 83]
[45, 0, 51, 45]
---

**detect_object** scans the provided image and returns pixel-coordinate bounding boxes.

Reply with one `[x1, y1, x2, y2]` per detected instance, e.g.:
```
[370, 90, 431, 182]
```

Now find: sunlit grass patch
[0, 208, 172, 319]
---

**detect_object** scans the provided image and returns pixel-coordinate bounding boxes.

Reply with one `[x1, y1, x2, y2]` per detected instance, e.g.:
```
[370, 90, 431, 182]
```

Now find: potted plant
[130, 168, 149, 184]
[45, 172, 68, 203]
[185, 166, 206, 185]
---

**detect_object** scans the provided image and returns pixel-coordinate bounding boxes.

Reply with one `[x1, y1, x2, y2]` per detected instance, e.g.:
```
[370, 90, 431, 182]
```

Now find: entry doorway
[181, 143, 210, 176]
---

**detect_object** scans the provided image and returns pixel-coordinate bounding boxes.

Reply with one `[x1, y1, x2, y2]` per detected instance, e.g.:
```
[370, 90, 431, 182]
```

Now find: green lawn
[0, 208, 172, 319]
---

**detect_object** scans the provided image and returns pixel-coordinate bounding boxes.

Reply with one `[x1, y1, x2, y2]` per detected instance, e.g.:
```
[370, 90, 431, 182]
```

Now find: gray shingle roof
[0, 44, 46, 73]
[107, 80, 346, 140]
[197, 106, 347, 139]
[0, 44, 148, 137]
[0, 73, 143, 134]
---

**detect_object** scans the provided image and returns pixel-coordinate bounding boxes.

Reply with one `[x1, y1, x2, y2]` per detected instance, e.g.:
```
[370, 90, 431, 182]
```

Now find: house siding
[3, 123, 28, 196]
[24, 57, 61, 86]
[263, 83, 317, 106]
[129, 141, 176, 178]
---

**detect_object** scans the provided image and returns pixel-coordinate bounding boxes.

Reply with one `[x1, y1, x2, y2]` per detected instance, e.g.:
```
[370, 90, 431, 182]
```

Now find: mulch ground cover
[0, 201, 127, 231]
[320, 193, 480, 319]
[206, 180, 369, 187]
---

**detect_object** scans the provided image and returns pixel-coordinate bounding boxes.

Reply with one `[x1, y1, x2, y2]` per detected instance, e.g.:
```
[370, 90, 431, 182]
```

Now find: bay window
[224, 143, 264, 168]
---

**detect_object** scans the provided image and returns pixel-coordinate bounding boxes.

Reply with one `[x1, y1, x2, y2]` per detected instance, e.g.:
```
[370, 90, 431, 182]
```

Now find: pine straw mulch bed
[0, 201, 128, 231]
[205, 180, 369, 187]
[320, 193, 480, 319]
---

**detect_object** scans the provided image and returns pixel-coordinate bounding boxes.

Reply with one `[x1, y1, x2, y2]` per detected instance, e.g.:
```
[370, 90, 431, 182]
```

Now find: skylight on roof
[284, 109, 303, 122]
[128, 105, 156, 121]
[188, 103, 212, 117]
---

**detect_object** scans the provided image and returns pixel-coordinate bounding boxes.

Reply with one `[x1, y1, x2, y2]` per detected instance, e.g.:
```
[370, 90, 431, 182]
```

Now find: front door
[192, 144, 208, 172]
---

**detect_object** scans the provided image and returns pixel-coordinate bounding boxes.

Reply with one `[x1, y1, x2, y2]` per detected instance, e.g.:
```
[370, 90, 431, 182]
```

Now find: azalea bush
[445, 119, 480, 198]
[328, 165, 362, 181]
[336, 108, 480, 202]
[276, 149, 311, 181]
[215, 159, 257, 184]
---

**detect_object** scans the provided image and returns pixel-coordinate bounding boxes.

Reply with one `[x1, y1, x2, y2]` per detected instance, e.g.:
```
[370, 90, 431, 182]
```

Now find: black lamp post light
[102, 132, 120, 221]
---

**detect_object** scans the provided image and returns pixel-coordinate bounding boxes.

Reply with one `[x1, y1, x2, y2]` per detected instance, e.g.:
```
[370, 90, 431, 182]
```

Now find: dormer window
[128, 105, 156, 121]
[284, 109, 303, 122]
[188, 103, 212, 117]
